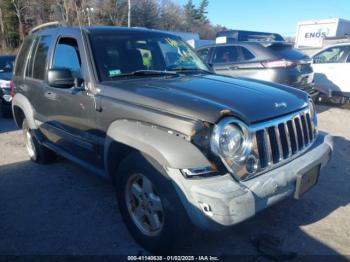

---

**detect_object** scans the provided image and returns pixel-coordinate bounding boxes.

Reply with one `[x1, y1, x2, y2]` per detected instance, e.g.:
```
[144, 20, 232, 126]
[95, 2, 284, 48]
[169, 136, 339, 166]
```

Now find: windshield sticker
[165, 38, 179, 47]
[109, 69, 122, 77]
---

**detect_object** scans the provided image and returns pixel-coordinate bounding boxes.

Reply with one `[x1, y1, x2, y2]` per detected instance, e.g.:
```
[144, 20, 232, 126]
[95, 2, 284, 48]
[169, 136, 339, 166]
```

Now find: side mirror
[48, 68, 75, 89]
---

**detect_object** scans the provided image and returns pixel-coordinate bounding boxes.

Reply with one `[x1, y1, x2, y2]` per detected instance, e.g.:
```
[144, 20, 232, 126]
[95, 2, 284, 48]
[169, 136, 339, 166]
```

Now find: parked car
[312, 43, 350, 104]
[196, 42, 319, 98]
[12, 23, 332, 253]
[0, 55, 16, 117]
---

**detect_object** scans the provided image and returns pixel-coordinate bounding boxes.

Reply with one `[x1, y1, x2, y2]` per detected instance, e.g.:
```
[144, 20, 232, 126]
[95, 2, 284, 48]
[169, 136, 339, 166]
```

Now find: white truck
[296, 18, 350, 49]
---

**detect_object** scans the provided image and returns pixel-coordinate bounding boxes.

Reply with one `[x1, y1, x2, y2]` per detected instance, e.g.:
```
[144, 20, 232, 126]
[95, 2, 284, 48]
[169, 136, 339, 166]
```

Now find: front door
[41, 35, 101, 167]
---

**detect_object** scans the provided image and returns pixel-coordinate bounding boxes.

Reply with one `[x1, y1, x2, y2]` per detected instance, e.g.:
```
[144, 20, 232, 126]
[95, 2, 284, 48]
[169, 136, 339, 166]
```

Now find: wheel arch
[12, 93, 36, 129]
[104, 119, 211, 180]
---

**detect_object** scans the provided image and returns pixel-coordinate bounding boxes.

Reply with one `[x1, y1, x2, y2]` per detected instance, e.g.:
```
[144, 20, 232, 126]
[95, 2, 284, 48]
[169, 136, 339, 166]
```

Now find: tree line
[0, 0, 226, 53]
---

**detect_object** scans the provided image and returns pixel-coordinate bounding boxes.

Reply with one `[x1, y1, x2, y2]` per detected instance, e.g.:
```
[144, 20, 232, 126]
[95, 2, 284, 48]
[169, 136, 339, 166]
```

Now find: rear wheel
[22, 118, 56, 164]
[115, 153, 190, 254]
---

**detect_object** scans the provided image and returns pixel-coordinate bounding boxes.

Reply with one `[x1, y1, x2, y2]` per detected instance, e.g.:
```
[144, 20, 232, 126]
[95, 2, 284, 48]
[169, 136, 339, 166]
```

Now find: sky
[177, 0, 350, 36]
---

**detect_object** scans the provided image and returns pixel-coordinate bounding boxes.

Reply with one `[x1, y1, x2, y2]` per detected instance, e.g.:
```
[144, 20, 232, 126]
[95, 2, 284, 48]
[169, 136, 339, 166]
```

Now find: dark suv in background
[197, 30, 318, 98]
[0, 55, 16, 117]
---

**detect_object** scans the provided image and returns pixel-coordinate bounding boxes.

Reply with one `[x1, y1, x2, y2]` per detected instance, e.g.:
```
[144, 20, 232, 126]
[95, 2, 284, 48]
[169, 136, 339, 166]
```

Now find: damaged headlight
[210, 118, 252, 178]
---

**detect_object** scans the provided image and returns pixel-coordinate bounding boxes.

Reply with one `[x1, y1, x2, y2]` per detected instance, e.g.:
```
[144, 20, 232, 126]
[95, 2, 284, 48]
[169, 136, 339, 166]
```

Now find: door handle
[229, 66, 239, 70]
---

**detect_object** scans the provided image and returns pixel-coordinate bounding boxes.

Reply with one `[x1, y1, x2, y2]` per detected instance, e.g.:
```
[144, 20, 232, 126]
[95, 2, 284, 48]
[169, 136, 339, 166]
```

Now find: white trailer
[295, 18, 350, 48]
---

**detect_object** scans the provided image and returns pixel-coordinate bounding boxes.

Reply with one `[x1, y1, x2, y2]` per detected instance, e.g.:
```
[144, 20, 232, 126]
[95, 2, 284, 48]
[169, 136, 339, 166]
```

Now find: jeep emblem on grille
[274, 102, 287, 108]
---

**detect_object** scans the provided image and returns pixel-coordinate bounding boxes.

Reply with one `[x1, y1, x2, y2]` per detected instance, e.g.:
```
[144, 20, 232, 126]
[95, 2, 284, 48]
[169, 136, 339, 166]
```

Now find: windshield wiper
[166, 67, 212, 74]
[109, 70, 178, 78]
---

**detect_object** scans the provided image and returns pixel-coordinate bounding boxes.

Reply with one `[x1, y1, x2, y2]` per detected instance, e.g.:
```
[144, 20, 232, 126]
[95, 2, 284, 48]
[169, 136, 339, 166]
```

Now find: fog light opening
[246, 155, 259, 175]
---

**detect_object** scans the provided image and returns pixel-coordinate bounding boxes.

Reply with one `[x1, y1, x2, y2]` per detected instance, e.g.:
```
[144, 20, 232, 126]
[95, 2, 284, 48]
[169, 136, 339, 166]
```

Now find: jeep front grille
[250, 108, 316, 176]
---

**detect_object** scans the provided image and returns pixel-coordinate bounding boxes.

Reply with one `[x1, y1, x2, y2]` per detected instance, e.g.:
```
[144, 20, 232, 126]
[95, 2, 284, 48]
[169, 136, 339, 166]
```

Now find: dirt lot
[0, 104, 349, 259]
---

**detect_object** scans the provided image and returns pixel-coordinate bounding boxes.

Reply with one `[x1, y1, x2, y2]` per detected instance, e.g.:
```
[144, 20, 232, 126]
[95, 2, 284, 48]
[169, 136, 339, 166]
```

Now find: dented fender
[104, 120, 211, 172]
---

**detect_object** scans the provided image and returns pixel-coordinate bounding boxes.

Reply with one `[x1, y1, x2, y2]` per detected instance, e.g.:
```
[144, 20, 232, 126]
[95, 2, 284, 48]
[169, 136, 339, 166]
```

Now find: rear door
[211, 45, 241, 76]
[228, 46, 264, 77]
[211, 45, 263, 77]
[22, 35, 54, 122]
[312, 45, 350, 96]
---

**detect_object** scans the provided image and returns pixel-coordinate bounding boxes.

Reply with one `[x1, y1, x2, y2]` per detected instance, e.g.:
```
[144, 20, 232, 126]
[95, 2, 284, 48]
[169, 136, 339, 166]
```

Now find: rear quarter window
[268, 44, 307, 60]
[26, 35, 52, 80]
[241, 47, 255, 60]
[14, 38, 33, 76]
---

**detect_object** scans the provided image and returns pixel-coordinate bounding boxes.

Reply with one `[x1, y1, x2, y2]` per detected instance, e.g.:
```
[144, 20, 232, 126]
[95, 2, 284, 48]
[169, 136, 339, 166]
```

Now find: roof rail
[30, 21, 66, 35]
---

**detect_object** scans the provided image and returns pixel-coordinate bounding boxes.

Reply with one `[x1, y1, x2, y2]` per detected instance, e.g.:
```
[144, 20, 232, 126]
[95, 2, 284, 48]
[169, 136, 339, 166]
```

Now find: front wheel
[115, 153, 190, 254]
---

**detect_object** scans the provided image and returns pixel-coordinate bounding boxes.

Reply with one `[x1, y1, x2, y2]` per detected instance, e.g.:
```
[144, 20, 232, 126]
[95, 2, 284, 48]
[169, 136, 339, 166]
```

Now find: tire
[22, 118, 56, 164]
[115, 152, 190, 254]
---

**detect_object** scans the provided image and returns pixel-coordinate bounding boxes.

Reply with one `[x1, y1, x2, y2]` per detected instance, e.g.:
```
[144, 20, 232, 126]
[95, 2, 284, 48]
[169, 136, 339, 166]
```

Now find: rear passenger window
[15, 38, 33, 76]
[213, 46, 239, 63]
[241, 47, 255, 60]
[25, 39, 39, 78]
[33, 36, 52, 79]
[52, 37, 81, 78]
[26, 36, 52, 80]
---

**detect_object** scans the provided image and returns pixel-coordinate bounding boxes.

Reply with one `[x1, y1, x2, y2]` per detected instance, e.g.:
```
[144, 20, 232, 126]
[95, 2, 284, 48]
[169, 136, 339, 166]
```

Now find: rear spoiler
[259, 41, 294, 48]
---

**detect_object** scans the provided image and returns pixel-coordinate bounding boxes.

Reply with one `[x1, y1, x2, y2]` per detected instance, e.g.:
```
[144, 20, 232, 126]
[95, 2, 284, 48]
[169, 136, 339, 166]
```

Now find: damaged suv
[12, 23, 333, 253]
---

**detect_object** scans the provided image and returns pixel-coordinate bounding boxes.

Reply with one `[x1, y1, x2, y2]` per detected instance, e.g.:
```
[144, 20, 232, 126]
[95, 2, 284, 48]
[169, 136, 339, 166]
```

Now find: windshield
[89, 32, 209, 82]
[0, 56, 15, 73]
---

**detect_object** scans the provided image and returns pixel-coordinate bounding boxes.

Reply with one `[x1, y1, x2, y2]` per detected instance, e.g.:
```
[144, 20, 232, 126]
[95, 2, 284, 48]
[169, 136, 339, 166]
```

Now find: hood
[103, 74, 308, 124]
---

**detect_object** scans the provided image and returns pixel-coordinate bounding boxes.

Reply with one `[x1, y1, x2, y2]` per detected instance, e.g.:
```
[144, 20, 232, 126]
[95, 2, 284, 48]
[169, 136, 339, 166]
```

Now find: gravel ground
[0, 104, 349, 260]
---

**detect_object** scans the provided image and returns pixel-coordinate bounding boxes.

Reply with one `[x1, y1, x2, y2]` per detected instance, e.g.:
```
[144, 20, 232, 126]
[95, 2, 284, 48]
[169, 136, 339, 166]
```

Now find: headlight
[219, 124, 243, 157]
[211, 118, 252, 178]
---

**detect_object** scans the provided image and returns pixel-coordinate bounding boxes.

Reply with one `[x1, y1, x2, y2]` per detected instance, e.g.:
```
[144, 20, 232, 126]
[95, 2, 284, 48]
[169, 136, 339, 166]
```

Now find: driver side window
[313, 46, 348, 64]
[52, 37, 82, 78]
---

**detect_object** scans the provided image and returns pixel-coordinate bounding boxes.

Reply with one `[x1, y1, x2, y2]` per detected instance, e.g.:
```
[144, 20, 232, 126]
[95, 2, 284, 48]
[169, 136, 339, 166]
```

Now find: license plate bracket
[294, 165, 320, 199]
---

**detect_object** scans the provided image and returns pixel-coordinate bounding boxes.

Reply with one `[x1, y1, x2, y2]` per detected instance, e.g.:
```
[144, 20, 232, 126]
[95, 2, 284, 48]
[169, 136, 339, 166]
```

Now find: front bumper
[167, 132, 333, 230]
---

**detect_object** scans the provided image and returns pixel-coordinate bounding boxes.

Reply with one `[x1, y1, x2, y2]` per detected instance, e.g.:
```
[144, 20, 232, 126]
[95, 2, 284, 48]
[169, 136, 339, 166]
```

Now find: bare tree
[0, 7, 6, 49]
[0, 0, 226, 53]
[11, 0, 28, 40]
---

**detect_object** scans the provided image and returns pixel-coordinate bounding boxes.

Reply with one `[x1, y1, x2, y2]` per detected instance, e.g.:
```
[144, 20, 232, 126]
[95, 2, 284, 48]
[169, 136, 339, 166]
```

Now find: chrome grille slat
[263, 128, 273, 167]
[301, 114, 310, 145]
[283, 122, 292, 157]
[294, 117, 305, 149]
[274, 126, 283, 162]
[291, 118, 299, 152]
[252, 108, 316, 178]
[306, 113, 314, 141]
